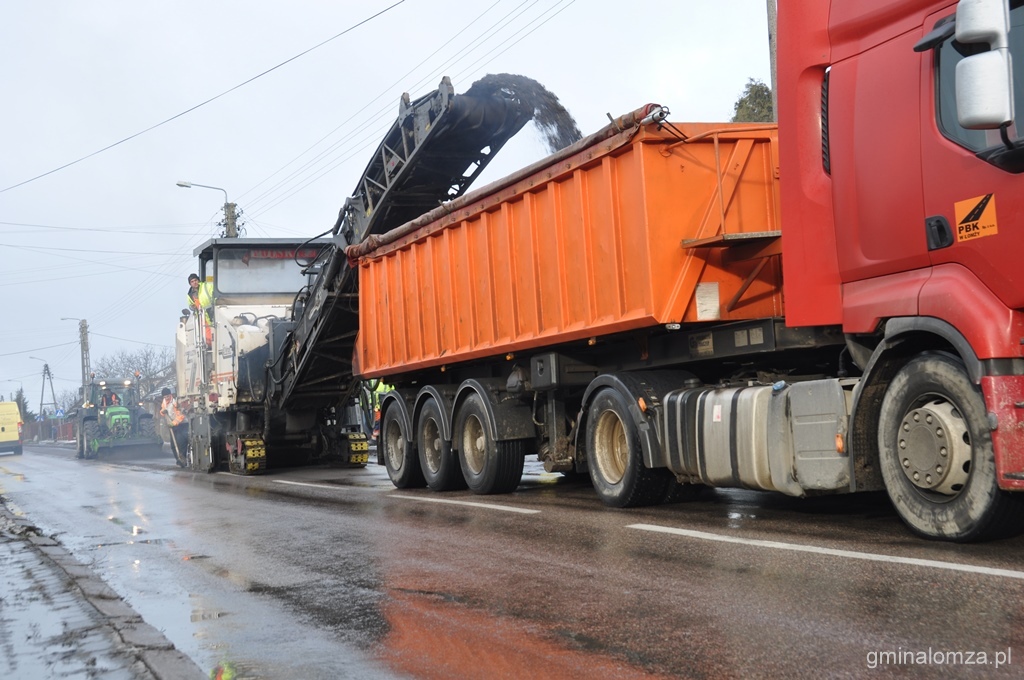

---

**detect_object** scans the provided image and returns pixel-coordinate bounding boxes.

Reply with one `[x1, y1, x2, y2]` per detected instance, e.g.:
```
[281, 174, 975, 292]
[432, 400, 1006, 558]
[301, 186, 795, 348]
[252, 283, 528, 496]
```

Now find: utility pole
[30, 359, 58, 417]
[77, 319, 91, 388]
[61, 317, 91, 390]
[224, 201, 238, 238]
[176, 181, 238, 238]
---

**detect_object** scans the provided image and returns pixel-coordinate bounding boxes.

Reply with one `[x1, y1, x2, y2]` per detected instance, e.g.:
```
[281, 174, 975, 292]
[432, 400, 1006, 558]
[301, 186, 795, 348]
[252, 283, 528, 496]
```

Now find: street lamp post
[176, 180, 237, 238]
[60, 317, 90, 389]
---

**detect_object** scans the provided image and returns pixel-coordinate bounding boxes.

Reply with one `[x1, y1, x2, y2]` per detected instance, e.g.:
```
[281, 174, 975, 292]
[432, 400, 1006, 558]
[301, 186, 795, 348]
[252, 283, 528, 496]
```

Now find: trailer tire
[586, 388, 671, 508]
[878, 353, 1024, 541]
[417, 398, 466, 491]
[382, 406, 425, 489]
[455, 393, 523, 494]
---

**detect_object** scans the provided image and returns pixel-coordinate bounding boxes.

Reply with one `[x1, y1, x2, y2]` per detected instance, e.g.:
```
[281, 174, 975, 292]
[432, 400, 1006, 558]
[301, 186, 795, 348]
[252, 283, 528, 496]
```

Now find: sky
[0, 0, 771, 411]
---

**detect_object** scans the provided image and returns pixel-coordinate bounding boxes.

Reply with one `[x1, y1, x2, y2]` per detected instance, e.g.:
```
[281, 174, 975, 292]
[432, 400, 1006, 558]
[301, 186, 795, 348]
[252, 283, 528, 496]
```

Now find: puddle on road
[726, 511, 759, 529]
[191, 605, 232, 622]
[87, 538, 166, 550]
[315, 479, 383, 490]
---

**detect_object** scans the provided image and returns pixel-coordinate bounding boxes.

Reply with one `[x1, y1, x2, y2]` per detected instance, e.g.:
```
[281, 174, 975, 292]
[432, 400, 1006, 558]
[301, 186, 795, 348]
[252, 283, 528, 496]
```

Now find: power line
[90, 332, 173, 349]
[237, 1, 505, 210]
[245, 0, 574, 220]
[0, 220, 210, 234]
[0, 1, 406, 195]
[0, 243, 184, 256]
[0, 341, 77, 358]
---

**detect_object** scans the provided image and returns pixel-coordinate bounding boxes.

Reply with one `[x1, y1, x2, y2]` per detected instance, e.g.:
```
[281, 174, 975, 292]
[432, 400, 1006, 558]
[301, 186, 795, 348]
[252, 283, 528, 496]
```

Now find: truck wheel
[83, 421, 101, 460]
[417, 398, 466, 491]
[382, 406, 425, 488]
[454, 393, 523, 494]
[586, 388, 671, 507]
[878, 353, 1024, 541]
[76, 428, 84, 459]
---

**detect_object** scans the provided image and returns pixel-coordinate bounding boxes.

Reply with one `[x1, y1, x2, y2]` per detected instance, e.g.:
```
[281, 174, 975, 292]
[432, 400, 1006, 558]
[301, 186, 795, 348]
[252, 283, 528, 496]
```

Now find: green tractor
[71, 379, 162, 459]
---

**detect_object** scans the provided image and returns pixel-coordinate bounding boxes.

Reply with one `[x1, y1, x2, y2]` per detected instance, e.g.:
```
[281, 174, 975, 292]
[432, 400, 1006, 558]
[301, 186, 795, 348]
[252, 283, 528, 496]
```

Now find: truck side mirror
[955, 0, 1014, 129]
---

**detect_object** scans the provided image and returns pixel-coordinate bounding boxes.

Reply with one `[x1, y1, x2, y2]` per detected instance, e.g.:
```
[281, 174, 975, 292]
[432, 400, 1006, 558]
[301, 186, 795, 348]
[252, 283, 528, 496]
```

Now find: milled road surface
[2, 443, 1023, 678]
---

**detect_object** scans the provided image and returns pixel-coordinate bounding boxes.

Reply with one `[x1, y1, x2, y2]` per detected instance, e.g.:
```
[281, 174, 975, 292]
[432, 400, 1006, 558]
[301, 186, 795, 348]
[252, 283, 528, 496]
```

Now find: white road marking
[388, 494, 540, 514]
[627, 523, 1024, 580]
[273, 479, 373, 492]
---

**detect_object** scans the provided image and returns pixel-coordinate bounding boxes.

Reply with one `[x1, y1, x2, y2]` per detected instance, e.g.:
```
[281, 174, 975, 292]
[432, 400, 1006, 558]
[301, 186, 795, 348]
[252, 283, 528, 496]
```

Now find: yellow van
[0, 401, 23, 455]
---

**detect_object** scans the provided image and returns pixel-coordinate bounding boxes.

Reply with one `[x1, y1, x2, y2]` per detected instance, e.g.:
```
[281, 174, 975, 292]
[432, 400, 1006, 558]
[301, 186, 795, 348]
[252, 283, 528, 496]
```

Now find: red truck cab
[780, 0, 1024, 538]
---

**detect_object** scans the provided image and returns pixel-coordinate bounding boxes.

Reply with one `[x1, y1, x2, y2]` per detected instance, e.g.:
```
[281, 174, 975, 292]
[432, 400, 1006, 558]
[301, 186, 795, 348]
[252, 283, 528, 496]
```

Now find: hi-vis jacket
[161, 395, 185, 426]
[187, 281, 214, 324]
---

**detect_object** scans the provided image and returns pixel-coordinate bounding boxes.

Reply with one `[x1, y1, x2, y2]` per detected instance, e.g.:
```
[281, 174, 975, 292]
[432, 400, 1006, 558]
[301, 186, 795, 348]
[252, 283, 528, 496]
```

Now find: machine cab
[176, 238, 330, 408]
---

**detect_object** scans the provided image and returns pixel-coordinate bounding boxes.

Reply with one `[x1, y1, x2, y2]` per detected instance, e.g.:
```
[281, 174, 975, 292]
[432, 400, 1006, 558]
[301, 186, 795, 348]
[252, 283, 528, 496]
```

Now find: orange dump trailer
[349, 109, 854, 513]
[355, 118, 783, 379]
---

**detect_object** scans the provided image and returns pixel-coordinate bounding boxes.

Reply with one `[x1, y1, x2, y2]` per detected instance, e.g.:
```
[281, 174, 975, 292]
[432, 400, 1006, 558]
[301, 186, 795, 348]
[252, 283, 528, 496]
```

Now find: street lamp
[176, 180, 238, 238]
[60, 317, 91, 389]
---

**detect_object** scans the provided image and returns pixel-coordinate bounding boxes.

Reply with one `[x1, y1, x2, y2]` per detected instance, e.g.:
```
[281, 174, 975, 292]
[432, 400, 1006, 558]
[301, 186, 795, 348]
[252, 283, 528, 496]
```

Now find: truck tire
[83, 420, 101, 460]
[878, 353, 1024, 541]
[382, 406, 425, 488]
[76, 427, 84, 459]
[586, 388, 671, 508]
[454, 393, 523, 494]
[417, 398, 466, 491]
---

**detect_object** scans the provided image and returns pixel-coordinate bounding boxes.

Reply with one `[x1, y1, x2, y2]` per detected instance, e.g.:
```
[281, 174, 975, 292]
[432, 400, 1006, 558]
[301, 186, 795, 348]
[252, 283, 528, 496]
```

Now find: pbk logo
[953, 194, 998, 242]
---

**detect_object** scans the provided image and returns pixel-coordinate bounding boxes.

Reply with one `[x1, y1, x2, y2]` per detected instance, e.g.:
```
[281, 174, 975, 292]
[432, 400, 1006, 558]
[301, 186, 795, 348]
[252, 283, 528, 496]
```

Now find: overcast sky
[0, 0, 770, 408]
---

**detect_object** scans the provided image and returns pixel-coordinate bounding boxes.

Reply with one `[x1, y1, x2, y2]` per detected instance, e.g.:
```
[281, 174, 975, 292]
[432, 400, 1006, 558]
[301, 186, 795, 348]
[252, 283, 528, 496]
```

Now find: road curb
[0, 499, 205, 679]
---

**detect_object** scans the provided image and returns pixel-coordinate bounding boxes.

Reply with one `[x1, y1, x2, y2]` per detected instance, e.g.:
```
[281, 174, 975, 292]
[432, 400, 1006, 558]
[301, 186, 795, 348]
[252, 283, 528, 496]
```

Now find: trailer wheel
[586, 388, 670, 507]
[878, 353, 1024, 541]
[382, 406, 425, 488]
[455, 393, 523, 494]
[417, 398, 466, 491]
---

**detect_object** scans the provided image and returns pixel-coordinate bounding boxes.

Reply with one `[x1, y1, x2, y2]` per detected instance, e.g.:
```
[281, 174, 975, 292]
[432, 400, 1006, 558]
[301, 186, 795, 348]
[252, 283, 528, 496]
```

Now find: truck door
[826, 9, 931, 285]
[919, 4, 1024, 313]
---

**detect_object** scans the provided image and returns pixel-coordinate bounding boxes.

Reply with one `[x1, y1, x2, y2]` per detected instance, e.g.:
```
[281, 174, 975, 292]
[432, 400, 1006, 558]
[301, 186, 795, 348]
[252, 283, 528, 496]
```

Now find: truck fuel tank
[662, 379, 852, 496]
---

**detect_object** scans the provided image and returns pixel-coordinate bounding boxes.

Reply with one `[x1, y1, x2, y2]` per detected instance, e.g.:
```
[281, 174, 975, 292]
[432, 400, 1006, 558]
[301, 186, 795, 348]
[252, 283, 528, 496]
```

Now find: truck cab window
[936, 1, 1024, 153]
[215, 247, 320, 295]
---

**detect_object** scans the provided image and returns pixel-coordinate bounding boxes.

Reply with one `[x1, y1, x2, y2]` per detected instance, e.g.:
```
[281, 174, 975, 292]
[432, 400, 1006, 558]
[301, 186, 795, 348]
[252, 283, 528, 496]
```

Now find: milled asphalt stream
[0, 497, 204, 679]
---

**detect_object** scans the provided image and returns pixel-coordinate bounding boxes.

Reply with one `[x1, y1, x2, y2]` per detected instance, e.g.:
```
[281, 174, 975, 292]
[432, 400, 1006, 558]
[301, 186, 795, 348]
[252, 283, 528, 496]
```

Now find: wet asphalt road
[2, 444, 1024, 679]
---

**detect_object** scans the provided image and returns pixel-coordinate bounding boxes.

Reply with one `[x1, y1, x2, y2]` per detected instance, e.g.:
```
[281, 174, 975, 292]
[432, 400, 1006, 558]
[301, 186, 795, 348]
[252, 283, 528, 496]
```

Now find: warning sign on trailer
[953, 193, 998, 242]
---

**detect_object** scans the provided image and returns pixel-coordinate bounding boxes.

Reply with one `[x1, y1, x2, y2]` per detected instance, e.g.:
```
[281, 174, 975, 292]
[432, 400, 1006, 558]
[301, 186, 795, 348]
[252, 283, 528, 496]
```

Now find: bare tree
[92, 347, 174, 395]
[56, 388, 80, 412]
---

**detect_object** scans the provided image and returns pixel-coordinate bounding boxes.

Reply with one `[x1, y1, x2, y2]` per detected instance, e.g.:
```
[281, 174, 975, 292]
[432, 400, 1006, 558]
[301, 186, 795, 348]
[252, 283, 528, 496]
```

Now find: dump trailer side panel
[356, 123, 783, 378]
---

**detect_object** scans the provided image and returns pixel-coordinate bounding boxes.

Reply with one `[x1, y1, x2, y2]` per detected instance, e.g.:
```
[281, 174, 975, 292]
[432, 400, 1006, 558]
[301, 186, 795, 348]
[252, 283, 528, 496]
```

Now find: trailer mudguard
[414, 384, 458, 444]
[578, 371, 695, 471]
[377, 389, 418, 466]
[452, 378, 533, 442]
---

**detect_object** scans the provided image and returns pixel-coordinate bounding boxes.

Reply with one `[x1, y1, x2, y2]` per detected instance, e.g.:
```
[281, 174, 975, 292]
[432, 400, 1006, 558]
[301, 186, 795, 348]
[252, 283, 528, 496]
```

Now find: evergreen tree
[13, 387, 35, 421]
[732, 78, 774, 123]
